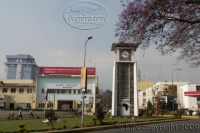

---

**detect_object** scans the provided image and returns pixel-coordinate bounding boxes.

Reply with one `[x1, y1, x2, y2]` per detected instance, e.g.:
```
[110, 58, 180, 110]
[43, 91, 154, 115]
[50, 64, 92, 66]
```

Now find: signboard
[167, 85, 177, 96]
[89, 97, 94, 104]
[44, 90, 48, 101]
[39, 67, 95, 75]
[81, 67, 87, 92]
[184, 91, 200, 96]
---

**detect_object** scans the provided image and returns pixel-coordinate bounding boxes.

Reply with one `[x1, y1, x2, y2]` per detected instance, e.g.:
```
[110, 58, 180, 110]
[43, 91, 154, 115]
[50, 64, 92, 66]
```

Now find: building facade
[0, 79, 36, 109]
[139, 81, 200, 114]
[180, 83, 200, 109]
[5, 54, 38, 80]
[36, 67, 98, 113]
[0, 55, 98, 112]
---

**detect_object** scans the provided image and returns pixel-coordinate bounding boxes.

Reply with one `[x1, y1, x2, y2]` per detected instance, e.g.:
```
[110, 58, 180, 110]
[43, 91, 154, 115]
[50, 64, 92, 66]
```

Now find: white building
[180, 83, 200, 110]
[139, 81, 200, 111]
[138, 89, 146, 109]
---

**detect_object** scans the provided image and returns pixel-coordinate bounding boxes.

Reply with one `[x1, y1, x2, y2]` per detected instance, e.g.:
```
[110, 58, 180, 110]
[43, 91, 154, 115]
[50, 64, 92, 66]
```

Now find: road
[86, 119, 200, 133]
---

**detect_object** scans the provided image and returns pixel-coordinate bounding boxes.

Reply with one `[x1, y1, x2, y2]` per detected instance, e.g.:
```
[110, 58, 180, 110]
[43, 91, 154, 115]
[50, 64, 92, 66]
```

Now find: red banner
[39, 67, 95, 75]
[184, 91, 200, 96]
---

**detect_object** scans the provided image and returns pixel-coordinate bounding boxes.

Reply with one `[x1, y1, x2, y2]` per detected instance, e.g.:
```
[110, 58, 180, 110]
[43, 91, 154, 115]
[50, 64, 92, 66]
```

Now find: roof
[0, 79, 36, 86]
[111, 42, 139, 51]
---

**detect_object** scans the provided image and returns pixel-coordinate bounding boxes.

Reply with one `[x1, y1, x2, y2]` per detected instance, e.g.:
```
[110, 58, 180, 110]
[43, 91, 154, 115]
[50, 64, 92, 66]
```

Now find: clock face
[122, 51, 129, 58]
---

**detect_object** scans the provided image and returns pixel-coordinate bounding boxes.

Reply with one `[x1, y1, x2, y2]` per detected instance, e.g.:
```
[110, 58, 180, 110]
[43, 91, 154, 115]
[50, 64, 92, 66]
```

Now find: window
[197, 98, 200, 104]
[47, 103, 53, 108]
[197, 97, 200, 102]
[27, 88, 32, 93]
[2, 88, 7, 93]
[86, 104, 90, 108]
[196, 86, 200, 91]
[19, 88, 24, 93]
[143, 99, 146, 103]
[78, 90, 81, 94]
[77, 104, 82, 108]
[73, 89, 76, 94]
[57, 89, 61, 94]
[143, 92, 146, 96]
[38, 103, 45, 108]
[61, 89, 66, 93]
[87, 89, 91, 94]
[48, 89, 55, 93]
[41, 89, 44, 93]
[69, 89, 71, 94]
[11, 88, 16, 93]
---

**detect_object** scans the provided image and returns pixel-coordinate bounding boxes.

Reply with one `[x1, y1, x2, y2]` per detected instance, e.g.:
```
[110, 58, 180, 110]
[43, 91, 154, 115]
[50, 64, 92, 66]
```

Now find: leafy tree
[95, 105, 105, 125]
[147, 100, 153, 111]
[99, 89, 112, 109]
[116, 0, 200, 67]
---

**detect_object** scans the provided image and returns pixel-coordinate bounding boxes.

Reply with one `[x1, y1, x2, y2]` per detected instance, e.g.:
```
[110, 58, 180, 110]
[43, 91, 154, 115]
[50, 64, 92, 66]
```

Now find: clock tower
[111, 42, 139, 117]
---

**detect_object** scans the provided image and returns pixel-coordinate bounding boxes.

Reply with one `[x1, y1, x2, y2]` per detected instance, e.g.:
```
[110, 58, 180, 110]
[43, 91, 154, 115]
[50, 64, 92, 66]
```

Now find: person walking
[198, 109, 200, 119]
[10, 110, 14, 119]
[18, 110, 23, 119]
[29, 110, 34, 119]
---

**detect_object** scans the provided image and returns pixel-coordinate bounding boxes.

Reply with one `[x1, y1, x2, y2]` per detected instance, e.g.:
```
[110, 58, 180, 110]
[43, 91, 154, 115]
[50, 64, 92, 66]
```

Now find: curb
[34, 119, 190, 133]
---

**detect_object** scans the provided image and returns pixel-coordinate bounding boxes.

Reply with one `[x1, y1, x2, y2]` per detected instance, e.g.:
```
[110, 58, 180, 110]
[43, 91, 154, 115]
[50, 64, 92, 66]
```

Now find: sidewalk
[158, 114, 200, 119]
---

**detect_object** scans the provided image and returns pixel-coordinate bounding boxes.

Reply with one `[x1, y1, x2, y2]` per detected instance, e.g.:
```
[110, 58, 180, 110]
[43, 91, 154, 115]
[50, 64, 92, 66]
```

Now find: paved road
[86, 119, 200, 133]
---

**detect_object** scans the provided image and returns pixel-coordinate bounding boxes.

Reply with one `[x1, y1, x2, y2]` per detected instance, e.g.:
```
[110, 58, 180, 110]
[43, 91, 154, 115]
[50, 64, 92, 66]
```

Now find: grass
[0, 117, 96, 132]
[0, 116, 168, 132]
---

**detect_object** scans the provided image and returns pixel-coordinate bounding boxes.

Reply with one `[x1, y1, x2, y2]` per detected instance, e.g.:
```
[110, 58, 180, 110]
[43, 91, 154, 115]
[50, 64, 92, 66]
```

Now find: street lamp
[81, 36, 92, 127]
[172, 69, 182, 85]
[84, 36, 92, 67]
[172, 97, 177, 118]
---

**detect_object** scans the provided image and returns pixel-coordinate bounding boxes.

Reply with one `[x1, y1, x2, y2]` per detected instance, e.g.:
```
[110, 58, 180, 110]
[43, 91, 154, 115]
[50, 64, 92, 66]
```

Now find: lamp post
[171, 69, 181, 118]
[81, 36, 92, 127]
[44, 73, 48, 119]
[172, 69, 182, 85]
[172, 97, 177, 118]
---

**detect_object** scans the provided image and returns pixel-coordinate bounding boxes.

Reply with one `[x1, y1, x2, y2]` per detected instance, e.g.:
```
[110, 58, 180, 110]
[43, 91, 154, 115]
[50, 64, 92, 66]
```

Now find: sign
[44, 90, 48, 101]
[89, 97, 94, 104]
[167, 85, 177, 96]
[39, 67, 95, 75]
[81, 67, 87, 92]
[184, 91, 200, 96]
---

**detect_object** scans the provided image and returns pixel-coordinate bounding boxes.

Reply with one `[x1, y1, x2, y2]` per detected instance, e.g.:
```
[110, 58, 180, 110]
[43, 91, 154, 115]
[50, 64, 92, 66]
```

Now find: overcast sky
[0, 0, 200, 90]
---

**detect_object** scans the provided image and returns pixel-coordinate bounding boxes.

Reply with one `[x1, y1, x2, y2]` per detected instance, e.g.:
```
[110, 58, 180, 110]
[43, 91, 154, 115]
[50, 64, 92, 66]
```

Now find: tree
[116, 0, 200, 67]
[99, 89, 112, 109]
[147, 100, 153, 110]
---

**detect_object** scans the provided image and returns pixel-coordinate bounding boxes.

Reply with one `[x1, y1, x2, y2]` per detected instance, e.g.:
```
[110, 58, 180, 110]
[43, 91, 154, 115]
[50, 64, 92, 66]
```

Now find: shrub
[17, 124, 26, 133]
[36, 115, 40, 119]
[145, 110, 153, 118]
[188, 110, 194, 116]
[105, 112, 111, 119]
[72, 125, 80, 128]
[95, 107, 105, 125]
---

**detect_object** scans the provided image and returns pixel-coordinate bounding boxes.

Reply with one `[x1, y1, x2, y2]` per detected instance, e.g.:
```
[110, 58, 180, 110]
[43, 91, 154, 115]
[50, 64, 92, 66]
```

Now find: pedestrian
[18, 110, 23, 119]
[198, 109, 200, 118]
[7, 110, 15, 120]
[10, 110, 14, 119]
[29, 110, 34, 119]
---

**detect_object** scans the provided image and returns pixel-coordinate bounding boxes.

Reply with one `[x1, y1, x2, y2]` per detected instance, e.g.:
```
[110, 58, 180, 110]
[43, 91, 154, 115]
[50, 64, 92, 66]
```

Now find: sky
[0, 0, 200, 90]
